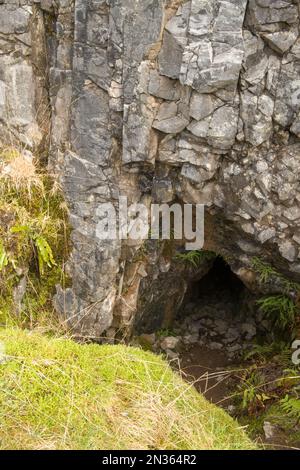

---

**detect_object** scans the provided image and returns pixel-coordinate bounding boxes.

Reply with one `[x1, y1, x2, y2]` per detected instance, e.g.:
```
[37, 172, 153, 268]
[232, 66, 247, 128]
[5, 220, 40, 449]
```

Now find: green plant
[245, 341, 292, 364]
[251, 257, 300, 293]
[280, 395, 300, 423]
[257, 295, 297, 330]
[0, 145, 71, 328]
[10, 224, 56, 275]
[156, 328, 177, 338]
[251, 257, 278, 284]
[175, 250, 216, 268]
[238, 369, 271, 413]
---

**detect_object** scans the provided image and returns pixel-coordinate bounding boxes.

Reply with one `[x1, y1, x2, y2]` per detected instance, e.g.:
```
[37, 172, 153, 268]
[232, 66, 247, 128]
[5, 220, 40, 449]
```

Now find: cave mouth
[182, 256, 247, 309]
[174, 256, 260, 361]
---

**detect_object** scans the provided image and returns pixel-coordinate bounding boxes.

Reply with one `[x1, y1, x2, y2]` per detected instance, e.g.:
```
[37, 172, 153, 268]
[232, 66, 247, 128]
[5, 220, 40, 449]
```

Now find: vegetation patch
[256, 295, 297, 332]
[174, 250, 216, 268]
[0, 328, 256, 450]
[0, 145, 70, 329]
[231, 345, 300, 448]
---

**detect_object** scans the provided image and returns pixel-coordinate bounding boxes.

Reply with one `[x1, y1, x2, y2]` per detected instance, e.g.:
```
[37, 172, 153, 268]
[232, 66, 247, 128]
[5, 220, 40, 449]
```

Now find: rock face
[0, 0, 300, 338]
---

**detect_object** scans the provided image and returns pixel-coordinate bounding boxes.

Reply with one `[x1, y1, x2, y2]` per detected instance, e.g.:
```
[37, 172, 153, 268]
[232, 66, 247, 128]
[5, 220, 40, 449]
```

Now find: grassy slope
[0, 328, 256, 450]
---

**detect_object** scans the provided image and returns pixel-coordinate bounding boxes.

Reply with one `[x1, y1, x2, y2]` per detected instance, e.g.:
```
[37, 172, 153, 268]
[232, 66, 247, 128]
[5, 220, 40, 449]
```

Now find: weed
[245, 341, 292, 364]
[280, 394, 300, 423]
[237, 368, 271, 413]
[156, 328, 177, 338]
[174, 250, 216, 268]
[257, 295, 297, 331]
[251, 257, 300, 293]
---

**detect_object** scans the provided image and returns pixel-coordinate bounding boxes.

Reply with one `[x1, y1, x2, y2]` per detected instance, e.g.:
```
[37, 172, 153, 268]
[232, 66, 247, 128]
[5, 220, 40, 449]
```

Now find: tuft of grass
[174, 250, 216, 268]
[251, 257, 279, 284]
[0, 147, 44, 200]
[156, 328, 177, 338]
[251, 257, 300, 293]
[0, 328, 256, 450]
[256, 295, 297, 331]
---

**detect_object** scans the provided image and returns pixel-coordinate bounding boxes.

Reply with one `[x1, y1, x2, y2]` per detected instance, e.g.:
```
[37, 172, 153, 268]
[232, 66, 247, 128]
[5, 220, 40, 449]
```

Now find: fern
[34, 236, 56, 275]
[10, 224, 56, 276]
[280, 395, 300, 421]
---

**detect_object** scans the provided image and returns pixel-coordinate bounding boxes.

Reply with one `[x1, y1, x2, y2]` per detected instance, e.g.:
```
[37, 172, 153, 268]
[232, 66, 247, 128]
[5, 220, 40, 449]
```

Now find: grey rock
[278, 240, 298, 262]
[181, 163, 216, 183]
[227, 344, 242, 353]
[189, 92, 222, 121]
[262, 28, 298, 54]
[182, 334, 199, 344]
[13, 276, 27, 316]
[258, 228, 276, 244]
[152, 178, 174, 203]
[153, 102, 189, 134]
[225, 327, 240, 343]
[158, 2, 190, 79]
[160, 336, 181, 351]
[188, 105, 239, 150]
[283, 206, 300, 222]
[274, 61, 300, 128]
[210, 342, 223, 351]
[148, 70, 182, 100]
[241, 323, 257, 340]
[241, 91, 273, 146]
[165, 349, 179, 360]
[291, 113, 300, 137]
[263, 421, 277, 441]
[214, 319, 228, 334]
[180, 0, 247, 93]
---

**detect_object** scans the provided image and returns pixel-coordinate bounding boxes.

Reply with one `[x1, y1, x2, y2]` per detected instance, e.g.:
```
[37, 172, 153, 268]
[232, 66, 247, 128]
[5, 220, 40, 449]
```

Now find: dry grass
[0, 146, 44, 199]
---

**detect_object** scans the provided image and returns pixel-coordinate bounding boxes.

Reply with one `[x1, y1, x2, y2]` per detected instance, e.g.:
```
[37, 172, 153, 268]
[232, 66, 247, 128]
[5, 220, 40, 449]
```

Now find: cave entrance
[181, 256, 247, 314]
[172, 256, 259, 403]
[174, 256, 258, 361]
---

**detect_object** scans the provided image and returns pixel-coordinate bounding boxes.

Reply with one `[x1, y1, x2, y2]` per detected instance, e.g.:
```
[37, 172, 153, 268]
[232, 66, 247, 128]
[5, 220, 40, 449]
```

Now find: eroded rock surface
[0, 0, 300, 337]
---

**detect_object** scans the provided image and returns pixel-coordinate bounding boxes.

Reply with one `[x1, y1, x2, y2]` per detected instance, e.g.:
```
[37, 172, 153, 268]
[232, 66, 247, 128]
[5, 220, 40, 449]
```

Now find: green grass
[257, 295, 297, 331]
[251, 257, 300, 293]
[174, 250, 216, 268]
[0, 328, 256, 450]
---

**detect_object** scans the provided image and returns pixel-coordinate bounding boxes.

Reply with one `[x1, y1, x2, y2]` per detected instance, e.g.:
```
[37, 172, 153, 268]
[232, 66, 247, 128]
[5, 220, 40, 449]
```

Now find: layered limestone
[0, 0, 300, 337]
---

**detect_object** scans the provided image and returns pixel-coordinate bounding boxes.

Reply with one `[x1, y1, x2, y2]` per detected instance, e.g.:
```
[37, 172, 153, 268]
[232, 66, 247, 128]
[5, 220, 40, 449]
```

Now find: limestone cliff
[0, 0, 300, 338]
